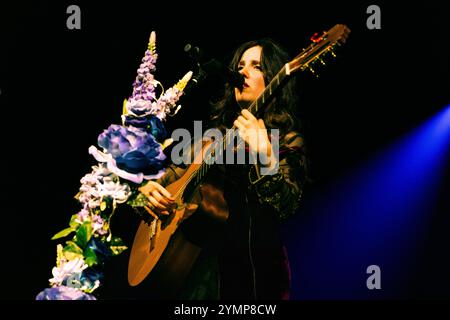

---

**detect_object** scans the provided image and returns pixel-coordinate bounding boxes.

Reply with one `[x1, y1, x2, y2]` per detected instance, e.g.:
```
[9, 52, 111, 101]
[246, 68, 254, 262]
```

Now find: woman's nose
[239, 66, 249, 78]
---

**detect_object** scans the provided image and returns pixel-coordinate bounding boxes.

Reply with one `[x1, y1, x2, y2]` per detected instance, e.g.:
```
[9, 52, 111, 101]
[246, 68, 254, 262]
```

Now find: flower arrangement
[36, 32, 192, 300]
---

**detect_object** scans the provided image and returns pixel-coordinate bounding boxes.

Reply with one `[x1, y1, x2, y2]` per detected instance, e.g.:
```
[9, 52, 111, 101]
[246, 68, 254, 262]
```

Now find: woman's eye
[254, 65, 262, 70]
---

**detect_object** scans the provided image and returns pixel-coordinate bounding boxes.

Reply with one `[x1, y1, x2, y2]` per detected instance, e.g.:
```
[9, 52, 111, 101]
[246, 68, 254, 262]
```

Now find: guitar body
[128, 172, 198, 287]
[127, 225, 202, 297]
[128, 143, 212, 288]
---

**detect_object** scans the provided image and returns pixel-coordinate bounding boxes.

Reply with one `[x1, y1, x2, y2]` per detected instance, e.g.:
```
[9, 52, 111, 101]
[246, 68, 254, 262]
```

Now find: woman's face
[234, 45, 265, 107]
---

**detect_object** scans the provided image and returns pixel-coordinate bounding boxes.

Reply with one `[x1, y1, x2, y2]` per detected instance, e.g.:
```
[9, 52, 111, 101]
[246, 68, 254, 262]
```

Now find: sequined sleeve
[249, 132, 308, 220]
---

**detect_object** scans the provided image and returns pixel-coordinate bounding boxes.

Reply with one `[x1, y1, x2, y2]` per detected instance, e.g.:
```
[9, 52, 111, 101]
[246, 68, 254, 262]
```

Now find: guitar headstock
[287, 24, 351, 75]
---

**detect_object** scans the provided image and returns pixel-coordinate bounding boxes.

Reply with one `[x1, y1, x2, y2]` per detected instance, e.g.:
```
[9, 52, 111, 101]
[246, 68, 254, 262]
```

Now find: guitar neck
[189, 65, 290, 185]
[247, 64, 289, 115]
[182, 24, 351, 192]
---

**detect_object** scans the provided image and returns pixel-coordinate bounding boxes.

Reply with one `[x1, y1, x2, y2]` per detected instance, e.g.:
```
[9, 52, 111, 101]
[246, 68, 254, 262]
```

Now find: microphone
[184, 44, 245, 90]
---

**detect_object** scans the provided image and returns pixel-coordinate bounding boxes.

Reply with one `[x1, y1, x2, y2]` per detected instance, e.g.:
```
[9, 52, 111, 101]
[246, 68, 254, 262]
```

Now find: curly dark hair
[210, 38, 303, 141]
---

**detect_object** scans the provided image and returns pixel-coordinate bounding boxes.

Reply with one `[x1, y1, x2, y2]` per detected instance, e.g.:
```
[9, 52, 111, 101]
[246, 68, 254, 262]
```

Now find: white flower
[156, 87, 182, 120]
[98, 176, 131, 204]
[50, 257, 88, 287]
[78, 165, 128, 209]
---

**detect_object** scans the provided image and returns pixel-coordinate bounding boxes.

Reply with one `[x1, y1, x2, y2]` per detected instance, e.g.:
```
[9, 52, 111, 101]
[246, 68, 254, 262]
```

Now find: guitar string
[172, 66, 287, 200]
[171, 32, 343, 200]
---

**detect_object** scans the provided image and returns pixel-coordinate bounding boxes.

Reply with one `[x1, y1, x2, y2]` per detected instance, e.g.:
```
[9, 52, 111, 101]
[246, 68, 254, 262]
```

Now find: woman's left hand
[234, 109, 272, 161]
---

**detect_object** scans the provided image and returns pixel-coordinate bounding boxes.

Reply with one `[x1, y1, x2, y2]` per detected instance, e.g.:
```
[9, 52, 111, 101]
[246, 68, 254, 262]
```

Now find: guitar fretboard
[189, 65, 289, 187]
[176, 24, 350, 196]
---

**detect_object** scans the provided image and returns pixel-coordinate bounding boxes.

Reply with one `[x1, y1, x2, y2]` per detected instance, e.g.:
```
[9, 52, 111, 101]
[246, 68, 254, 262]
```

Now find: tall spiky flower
[91, 31, 193, 183]
[122, 31, 192, 122]
[155, 71, 193, 120]
[124, 31, 158, 117]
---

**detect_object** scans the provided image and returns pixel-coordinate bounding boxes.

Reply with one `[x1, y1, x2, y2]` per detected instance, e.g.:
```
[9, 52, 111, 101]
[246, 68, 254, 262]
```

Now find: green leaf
[100, 196, 114, 211]
[83, 246, 98, 267]
[51, 227, 76, 240]
[64, 241, 83, 254]
[63, 241, 84, 260]
[109, 236, 128, 256]
[69, 214, 81, 228]
[127, 192, 149, 207]
[51, 213, 82, 240]
[75, 221, 93, 248]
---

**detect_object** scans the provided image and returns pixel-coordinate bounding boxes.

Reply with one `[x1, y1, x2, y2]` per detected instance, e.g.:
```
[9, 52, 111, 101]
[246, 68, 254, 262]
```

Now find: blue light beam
[283, 104, 450, 299]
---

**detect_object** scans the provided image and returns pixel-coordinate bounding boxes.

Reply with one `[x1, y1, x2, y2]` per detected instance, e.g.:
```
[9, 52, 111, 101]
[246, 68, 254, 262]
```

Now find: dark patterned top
[248, 131, 307, 220]
[152, 131, 308, 299]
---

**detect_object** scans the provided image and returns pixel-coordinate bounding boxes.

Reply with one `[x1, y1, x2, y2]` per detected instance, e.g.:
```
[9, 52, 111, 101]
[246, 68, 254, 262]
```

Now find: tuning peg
[307, 65, 315, 74]
[330, 49, 337, 58]
[318, 57, 326, 66]
[308, 66, 319, 78]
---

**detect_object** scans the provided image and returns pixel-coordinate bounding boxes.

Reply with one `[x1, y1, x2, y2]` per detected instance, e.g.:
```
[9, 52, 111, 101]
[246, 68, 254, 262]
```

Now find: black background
[1, 0, 449, 301]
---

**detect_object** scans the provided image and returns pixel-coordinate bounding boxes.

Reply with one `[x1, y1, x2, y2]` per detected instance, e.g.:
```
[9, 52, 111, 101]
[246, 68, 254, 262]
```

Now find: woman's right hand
[139, 181, 177, 219]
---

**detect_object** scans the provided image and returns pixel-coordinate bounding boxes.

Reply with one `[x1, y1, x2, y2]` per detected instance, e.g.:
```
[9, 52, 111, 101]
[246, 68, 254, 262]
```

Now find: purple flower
[123, 114, 167, 142]
[126, 98, 154, 116]
[97, 125, 166, 176]
[36, 286, 96, 300]
[123, 114, 151, 128]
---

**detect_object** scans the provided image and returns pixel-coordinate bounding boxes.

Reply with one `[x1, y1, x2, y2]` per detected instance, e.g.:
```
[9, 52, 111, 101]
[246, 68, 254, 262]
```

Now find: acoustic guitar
[128, 24, 351, 288]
